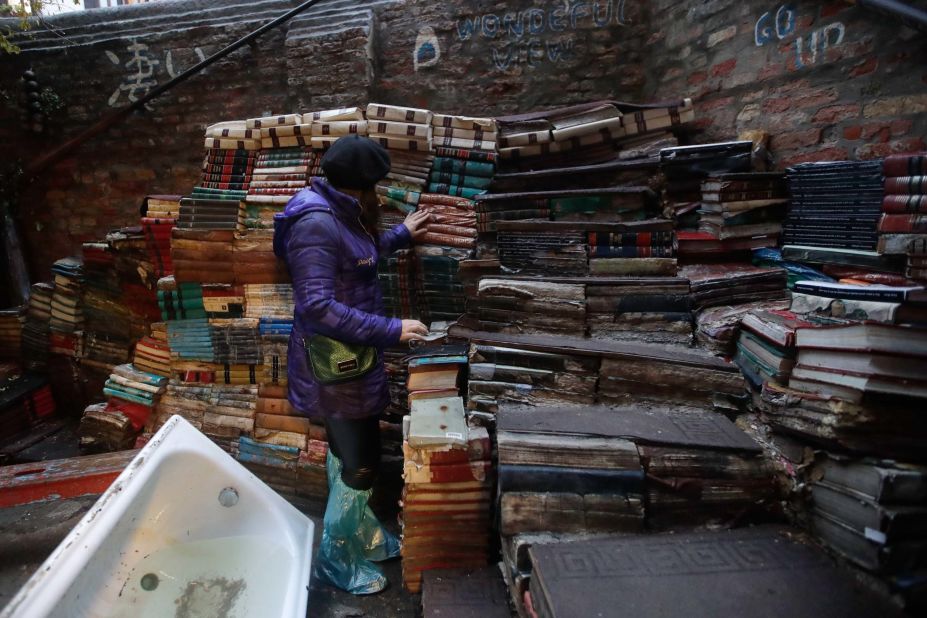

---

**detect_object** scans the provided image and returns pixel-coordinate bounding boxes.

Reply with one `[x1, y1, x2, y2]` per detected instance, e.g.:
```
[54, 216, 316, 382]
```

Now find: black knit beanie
[320, 135, 391, 190]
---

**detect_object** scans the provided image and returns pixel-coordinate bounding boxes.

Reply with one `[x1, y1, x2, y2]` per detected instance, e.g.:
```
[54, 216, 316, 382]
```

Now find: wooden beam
[0, 449, 138, 508]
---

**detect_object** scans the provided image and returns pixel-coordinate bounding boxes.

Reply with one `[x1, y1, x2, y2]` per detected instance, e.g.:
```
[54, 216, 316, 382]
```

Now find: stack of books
[0, 307, 24, 362]
[133, 333, 170, 377]
[756, 315, 927, 461]
[103, 363, 167, 413]
[259, 318, 290, 387]
[660, 141, 752, 216]
[151, 380, 208, 432]
[642, 418, 775, 528]
[681, 263, 788, 310]
[232, 229, 289, 285]
[411, 194, 476, 323]
[473, 278, 586, 336]
[788, 321, 927, 403]
[156, 276, 206, 321]
[77, 402, 137, 452]
[383, 345, 412, 417]
[166, 318, 215, 363]
[429, 113, 496, 199]
[788, 280, 927, 326]
[472, 192, 550, 236]
[908, 237, 927, 283]
[200, 384, 259, 453]
[523, 527, 900, 618]
[141, 194, 180, 278]
[305, 106, 367, 150]
[878, 153, 927, 265]
[735, 309, 811, 391]
[245, 145, 314, 222]
[596, 339, 746, 408]
[80, 241, 131, 374]
[465, 339, 599, 415]
[253, 384, 321, 443]
[489, 102, 688, 197]
[405, 345, 467, 406]
[496, 404, 645, 537]
[498, 101, 687, 173]
[784, 160, 883, 253]
[243, 284, 294, 319]
[810, 455, 927, 577]
[199, 120, 258, 203]
[367, 103, 435, 210]
[78, 364, 167, 452]
[176, 197, 245, 232]
[21, 282, 53, 370]
[400, 396, 492, 592]
[697, 172, 788, 245]
[416, 193, 477, 250]
[48, 257, 84, 356]
[210, 318, 262, 367]
[171, 229, 236, 284]
[378, 250, 419, 320]
[586, 277, 692, 345]
[495, 220, 587, 275]
[586, 218, 676, 275]
[234, 434, 300, 500]
[498, 402, 771, 531]
[414, 248, 469, 323]
[694, 298, 790, 356]
[0, 372, 55, 442]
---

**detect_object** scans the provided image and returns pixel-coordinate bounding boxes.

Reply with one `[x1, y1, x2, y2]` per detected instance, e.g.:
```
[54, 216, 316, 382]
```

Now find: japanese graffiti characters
[106, 39, 207, 107]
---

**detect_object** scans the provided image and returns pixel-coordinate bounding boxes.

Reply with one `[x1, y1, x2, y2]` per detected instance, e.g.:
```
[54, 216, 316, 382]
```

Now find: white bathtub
[1, 415, 314, 618]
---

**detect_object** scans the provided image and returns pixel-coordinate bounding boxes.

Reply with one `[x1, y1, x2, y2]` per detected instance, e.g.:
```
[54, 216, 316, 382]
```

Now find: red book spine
[202, 163, 255, 176]
[878, 213, 927, 233]
[885, 176, 927, 195]
[882, 194, 927, 214]
[200, 182, 250, 191]
[883, 154, 927, 177]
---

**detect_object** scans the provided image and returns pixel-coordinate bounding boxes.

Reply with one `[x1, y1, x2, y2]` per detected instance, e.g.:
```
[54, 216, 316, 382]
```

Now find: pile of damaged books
[401, 395, 492, 593]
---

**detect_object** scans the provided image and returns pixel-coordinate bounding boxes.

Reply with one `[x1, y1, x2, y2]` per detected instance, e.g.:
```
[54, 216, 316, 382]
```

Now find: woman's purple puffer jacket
[273, 179, 411, 420]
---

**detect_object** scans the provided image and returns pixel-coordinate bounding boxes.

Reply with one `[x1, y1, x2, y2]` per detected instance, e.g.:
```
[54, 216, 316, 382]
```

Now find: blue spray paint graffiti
[755, 4, 845, 69]
[414, 26, 441, 71]
[456, 0, 629, 71]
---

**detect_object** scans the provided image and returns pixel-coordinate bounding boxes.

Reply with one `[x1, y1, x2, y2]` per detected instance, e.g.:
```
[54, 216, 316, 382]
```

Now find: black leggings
[324, 416, 381, 491]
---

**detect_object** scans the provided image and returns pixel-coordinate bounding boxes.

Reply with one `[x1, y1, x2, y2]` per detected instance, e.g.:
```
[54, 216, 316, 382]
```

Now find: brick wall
[0, 0, 923, 292]
[643, 0, 927, 166]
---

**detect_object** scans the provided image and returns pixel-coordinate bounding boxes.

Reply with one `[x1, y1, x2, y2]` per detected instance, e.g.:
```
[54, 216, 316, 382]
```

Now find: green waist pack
[305, 334, 377, 384]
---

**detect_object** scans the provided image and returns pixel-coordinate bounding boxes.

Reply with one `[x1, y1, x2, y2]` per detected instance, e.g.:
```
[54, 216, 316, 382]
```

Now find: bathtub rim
[0, 415, 314, 618]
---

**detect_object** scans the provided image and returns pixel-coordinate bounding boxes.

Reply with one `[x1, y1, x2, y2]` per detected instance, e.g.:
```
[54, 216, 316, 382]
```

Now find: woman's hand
[403, 210, 431, 241]
[400, 319, 428, 342]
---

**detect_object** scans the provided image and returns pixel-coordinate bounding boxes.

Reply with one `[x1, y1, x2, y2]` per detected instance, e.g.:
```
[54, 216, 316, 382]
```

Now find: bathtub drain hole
[219, 487, 239, 507]
[140, 573, 159, 591]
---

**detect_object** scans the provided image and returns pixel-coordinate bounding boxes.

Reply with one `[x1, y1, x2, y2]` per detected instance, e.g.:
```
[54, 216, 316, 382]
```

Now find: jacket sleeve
[288, 213, 403, 348]
[378, 223, 412, 257]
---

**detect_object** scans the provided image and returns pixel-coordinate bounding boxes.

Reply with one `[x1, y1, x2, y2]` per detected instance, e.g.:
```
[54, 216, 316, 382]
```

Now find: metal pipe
[852, 0, 927, 34]
[24, 0, 326, 178]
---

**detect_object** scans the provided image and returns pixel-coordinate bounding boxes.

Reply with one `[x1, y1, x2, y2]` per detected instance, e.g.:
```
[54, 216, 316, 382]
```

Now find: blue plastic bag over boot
[313, 451, 387, 594]
[325, 451, 401, 562]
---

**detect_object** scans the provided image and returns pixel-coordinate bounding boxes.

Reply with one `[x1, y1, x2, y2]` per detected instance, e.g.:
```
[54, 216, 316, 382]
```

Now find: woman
[273, 135, 430, 594]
